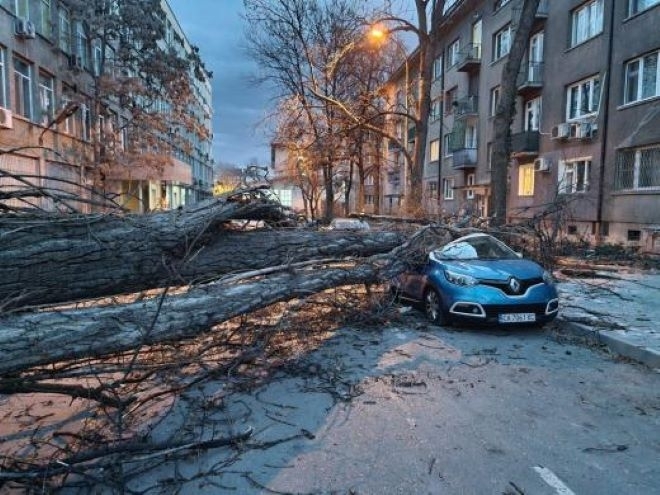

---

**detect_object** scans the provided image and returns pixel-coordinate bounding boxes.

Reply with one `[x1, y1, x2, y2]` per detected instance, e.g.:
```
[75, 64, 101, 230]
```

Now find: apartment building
[0, 0, 213, 213]
[407, 0, 660, 252]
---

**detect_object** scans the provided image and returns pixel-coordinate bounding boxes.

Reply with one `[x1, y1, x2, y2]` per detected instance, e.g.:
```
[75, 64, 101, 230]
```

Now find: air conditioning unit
[15, 18, 36, 39]
[0, 107, 13, 129]
[534, 157, 550, 172]
[68, 54, 84, 71]
[577, 122, 593, 139]
[551, 123, 570, 139]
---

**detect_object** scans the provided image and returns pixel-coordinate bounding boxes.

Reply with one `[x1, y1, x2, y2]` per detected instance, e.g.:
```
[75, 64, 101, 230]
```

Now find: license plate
[498, 312, 536, 323]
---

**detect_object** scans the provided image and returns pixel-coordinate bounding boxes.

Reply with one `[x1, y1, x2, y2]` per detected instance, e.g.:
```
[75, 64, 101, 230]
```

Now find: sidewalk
[555, 268, 660, 369]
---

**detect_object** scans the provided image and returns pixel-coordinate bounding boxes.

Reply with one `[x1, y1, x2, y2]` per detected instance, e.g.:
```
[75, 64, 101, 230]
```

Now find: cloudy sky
[168, 0, 275, 168]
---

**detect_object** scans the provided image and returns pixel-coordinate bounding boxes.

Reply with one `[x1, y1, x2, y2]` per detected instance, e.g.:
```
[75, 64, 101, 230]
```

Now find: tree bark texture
[0, 195, 407, 310]
[0, 227, 453, 375]
[491, 0, 541, 226]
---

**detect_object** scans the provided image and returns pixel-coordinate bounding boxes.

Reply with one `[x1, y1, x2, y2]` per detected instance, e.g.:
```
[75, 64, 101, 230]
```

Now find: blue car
[392, 233, 559, 326]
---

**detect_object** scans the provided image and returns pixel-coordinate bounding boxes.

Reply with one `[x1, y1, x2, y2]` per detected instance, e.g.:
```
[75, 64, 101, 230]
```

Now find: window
[493, 24, 511, 60]
[80, 103, 91, 141]
[75, 21, 89, 68]
[445, 86, 457, 114]
[365, 194, 374, 205]
[518, 164, 535, 196]
[38, 72, 54, 126]
[444, 133, 453, 157]
[627, 230, 642, 241]
[0, 48, 6, 108]
[58, 7, 71, 53]
[490, 86, 501, 116]
[12, 0, 29, 18]
[448, 39, 460, 68]
[13, 58, 32, 119]
[428, 181, 438, 199]
[567, 75, 600, 120]
[60, 87, 76, 135]
[93, 41, 103, 76]
[433, 55, 443, 79]
[614, 146, 660, 190]
[430, 98, 441, 121]
[465, 125, 477, 148]
[443, 177, 455, 200]
[39, 0, 51, 37]
[443, 0, 459, 13]
[466, 173, 475, 200]
[559, 159, 591, 193]
[624, 50, 659, 104]
[627, 0, 659, 17]
[524, 97, 542, 131]
[274, 189, 292, 207]
[571, 0, 603, 47]
[430, 139, 440, 161]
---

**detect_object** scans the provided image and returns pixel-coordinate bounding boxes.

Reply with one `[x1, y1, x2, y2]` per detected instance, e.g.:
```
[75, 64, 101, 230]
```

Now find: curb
[557, 317, 660, 370]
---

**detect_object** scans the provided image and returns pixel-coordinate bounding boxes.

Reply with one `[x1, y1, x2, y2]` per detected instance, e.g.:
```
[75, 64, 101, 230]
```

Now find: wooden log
[0, 193, 407, 310]
[0, 227, 454, 375]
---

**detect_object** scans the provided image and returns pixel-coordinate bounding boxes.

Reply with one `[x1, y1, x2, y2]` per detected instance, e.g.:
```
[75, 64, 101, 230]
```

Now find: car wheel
[424, 287, 446, 325]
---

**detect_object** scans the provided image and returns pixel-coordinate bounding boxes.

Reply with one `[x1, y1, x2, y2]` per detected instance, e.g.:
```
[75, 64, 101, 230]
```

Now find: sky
[168, 0, 275, 168]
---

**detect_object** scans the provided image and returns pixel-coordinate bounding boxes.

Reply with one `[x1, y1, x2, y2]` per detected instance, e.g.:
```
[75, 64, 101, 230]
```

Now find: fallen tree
[0, 226, 454, 376]
[0, 189, 406, 311]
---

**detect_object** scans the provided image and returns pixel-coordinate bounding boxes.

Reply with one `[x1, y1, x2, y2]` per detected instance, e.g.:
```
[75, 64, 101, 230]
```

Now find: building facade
[0, 0, 213, 213]
[395, 0, 659, 252]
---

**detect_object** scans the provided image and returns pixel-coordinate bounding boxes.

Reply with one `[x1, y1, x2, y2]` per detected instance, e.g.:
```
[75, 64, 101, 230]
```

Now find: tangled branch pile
[0, 188, 465, 491]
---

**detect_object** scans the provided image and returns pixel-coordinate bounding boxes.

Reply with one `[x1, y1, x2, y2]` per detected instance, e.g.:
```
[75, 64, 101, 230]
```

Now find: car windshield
[434, 235, 519, 261]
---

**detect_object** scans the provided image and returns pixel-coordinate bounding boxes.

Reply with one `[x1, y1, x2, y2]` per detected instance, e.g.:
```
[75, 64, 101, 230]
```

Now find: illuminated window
[518, 164, 535, 196]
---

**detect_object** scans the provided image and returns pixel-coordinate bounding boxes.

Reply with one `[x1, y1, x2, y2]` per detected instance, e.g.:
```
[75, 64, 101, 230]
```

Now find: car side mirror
[515, 251, 523, 258]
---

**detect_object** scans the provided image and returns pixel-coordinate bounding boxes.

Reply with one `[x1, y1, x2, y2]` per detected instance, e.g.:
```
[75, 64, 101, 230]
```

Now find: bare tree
[62, 0, 211, 203]
[244, 0, 384, 222]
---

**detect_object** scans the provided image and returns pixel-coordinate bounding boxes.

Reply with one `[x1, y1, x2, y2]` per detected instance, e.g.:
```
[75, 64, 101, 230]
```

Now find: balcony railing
[511, 130, 540, 156]
[457, 43, 481, 72]
[451, 148, 478, 169]
[453, 95, 478, 118]
[517, 62, 544, 96]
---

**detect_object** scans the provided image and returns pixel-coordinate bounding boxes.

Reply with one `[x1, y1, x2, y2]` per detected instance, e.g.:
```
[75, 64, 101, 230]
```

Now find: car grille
[483, 303, 548, 318]
[480, 277, 544, 296]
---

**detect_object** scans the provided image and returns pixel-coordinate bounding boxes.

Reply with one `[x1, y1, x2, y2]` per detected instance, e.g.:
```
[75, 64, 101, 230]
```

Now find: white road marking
[533, 466, 577, 495]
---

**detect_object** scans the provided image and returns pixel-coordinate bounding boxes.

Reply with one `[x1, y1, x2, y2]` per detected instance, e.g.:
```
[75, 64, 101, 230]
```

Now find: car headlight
[444, 270, 478, 286]
[542, 270, 555, 285]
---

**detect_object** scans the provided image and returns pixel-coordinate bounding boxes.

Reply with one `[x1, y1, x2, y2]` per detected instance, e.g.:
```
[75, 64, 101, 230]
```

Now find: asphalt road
[129, 316, 660, 495]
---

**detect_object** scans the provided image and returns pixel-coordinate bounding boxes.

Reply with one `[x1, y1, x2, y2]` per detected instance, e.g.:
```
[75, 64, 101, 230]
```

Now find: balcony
[456, 43, 481, 73]
[453, 95, 478, 118]
[517, 62, 544, 97]
[535, 0, 549, 20]
[512, 0, 548, 28]
[510, 130, 540, 157]
[451, 147, 478, 170]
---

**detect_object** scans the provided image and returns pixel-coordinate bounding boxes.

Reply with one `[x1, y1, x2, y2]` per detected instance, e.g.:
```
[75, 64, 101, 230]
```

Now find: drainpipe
[438, 44, 446, 214]
[596, 0, 615, 244]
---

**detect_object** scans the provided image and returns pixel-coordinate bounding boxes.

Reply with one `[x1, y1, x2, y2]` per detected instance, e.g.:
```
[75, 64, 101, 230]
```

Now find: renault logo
[509, 277, 521, 293]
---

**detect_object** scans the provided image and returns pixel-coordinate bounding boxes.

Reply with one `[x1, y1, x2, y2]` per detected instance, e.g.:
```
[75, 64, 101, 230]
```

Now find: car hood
[437, 259, 545, 281]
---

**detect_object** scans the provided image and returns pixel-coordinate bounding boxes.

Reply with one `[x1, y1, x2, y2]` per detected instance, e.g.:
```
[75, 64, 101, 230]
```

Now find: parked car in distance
[326, 218, 370, 231]
[391, 233, 559, 326]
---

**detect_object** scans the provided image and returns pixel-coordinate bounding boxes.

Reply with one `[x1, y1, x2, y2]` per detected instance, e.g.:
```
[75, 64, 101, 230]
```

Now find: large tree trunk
[0, 227, 453, 375]
[0, 194, 406, 310]
[491, 0, 541, 226]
